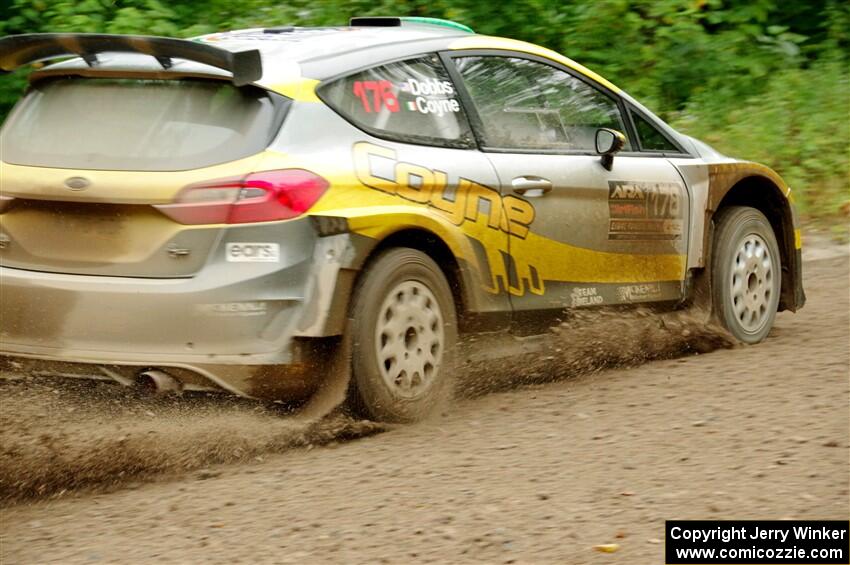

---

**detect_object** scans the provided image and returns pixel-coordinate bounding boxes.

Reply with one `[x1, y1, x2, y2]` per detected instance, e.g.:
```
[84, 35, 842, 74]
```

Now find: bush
[0, 0, 847, 220]
[671, 57, 849, 219]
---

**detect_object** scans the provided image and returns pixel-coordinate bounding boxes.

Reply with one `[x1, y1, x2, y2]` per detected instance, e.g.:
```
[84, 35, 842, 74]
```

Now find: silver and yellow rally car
[0, 17, 805, 421]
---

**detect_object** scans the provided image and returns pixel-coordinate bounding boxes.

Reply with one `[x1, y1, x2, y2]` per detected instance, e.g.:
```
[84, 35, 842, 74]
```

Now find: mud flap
[792, 248, 806, 311]
[681, 218, 715, 325]
[292, 320, 353, 422]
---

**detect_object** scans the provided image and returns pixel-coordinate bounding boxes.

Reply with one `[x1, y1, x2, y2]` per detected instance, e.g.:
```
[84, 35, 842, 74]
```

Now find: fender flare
[705, 162, 805, 312]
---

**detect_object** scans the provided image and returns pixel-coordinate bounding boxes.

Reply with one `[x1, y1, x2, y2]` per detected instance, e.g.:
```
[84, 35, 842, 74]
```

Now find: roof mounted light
[349, 17, 473, 34]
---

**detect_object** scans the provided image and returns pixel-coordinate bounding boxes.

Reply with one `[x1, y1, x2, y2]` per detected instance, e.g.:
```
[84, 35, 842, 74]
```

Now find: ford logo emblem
[64, 177, 91, 191]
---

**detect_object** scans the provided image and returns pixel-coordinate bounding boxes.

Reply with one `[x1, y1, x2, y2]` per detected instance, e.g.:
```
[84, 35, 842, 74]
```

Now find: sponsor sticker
[571, 286, 603, 307]
[608, 180, 684, 240]
[353, 143, 535, 239]
[618, 282, 663, 302]
[226, 243, 280, 262]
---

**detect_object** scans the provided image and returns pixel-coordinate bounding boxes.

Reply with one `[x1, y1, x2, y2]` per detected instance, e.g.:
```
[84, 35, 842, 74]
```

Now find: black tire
[349, 248, 457, 423]
[711, 206, 781, 343]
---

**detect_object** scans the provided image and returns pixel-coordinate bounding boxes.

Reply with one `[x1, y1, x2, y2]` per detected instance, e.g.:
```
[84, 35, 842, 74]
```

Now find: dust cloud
[0, 306, 734, 504]
[458, 306, 735, 397]
[0, 358, 379, 504]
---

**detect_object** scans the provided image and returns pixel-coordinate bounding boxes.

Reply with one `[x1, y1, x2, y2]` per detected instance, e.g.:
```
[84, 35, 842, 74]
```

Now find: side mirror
[595, 128, 626, 171]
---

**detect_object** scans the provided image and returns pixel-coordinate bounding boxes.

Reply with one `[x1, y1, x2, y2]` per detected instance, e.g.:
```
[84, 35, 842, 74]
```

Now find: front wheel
[349, 248, 457, 423]
[711, 206, 781, 343]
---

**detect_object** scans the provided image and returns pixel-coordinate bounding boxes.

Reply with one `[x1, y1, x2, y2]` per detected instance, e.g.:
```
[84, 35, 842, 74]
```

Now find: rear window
[318, 55, 474, 148]
[0, 78, 287, 171]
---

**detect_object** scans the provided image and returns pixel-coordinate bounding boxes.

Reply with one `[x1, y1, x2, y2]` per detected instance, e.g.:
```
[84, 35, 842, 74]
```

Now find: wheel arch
[707, 167, 804, 312]
[364, 227, 467, 318]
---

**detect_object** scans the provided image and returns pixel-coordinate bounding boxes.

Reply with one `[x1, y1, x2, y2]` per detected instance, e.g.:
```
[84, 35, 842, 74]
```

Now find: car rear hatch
[0, 76, 289, 277]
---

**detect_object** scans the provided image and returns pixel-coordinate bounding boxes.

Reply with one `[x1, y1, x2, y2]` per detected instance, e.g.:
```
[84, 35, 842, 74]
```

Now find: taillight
[155, 169, 329, 225]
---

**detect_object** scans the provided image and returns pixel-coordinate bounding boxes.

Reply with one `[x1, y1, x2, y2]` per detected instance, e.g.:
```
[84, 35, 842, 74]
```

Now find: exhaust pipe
[136, 369, 183, 395]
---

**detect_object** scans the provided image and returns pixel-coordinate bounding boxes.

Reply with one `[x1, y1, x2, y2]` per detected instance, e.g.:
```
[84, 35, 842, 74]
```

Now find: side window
[631, 111, 680, 152]
[453, 56, 631, 152]
[319, 55, 472, 148]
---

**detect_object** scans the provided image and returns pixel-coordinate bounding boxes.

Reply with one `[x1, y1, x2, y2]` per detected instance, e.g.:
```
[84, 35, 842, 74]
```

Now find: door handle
[511, 176, 553, 197]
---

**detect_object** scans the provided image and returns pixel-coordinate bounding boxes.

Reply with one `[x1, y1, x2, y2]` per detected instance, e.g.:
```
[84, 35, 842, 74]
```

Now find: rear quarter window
[0, 78, 287, 171]
[318, 55, 474, 148]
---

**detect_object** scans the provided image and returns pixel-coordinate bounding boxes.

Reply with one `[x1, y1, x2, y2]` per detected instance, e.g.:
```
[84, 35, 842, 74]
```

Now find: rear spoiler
[0, 33, 262, 86]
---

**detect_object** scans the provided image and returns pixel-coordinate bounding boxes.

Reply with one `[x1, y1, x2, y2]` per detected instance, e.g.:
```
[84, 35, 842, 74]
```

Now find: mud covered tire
[711, 206, 781, 344]
[349, 248, 457, 423]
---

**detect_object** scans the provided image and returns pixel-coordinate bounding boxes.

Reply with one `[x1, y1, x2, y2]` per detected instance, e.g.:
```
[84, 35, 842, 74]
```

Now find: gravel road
[1, 244, 847, 564]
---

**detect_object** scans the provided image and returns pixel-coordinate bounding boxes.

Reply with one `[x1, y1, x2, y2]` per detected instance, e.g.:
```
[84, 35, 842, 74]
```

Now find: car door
[445, 53, 691, 313]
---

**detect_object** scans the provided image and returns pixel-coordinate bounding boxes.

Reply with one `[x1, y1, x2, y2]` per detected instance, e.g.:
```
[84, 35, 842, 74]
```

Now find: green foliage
[0, 0, 847, 218]
[0, 0, 185, 117]
[671, 57, 850, 218]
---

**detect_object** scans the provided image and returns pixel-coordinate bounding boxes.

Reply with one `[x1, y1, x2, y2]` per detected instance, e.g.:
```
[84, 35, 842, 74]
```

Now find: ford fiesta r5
[0, 18, 805, 422]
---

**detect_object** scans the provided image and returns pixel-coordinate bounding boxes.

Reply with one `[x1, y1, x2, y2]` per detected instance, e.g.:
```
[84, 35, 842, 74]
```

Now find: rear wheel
[711, 206, 781, 343]
[349, 248, 457, 422]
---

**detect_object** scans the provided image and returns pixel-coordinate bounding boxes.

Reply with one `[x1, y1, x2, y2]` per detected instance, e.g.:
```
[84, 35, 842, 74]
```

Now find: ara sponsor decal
[608, 180, 684, 240]
[226, 242, 280, 262]
[617, 282, 663, 302]
[570, 286, 603, 307]
[353, 142, 535, 238]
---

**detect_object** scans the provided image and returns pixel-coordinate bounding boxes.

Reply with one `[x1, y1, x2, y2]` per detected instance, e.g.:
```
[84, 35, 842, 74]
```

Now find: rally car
[0, 17, 805, 422]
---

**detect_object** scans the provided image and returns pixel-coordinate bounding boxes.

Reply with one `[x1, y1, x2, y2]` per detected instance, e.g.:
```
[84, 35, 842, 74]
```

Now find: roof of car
[196, 25, 480, 85]
[30, 23, 620, 96]
[197, 25, 467, 63]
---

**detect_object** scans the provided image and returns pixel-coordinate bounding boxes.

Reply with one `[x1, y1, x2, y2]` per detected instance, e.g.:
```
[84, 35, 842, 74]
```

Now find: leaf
[593, 544, 621, 553]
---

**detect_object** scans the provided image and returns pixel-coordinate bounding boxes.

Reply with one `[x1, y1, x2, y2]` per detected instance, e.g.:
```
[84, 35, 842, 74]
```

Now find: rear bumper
[0, 348, 331, 400]
[0, 224, 358, 398]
